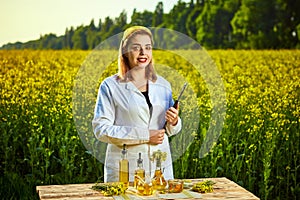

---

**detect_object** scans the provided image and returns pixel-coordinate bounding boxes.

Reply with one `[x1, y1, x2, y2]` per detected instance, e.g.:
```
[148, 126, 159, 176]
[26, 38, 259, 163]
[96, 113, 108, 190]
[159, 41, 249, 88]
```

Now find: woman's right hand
[149, 129, 165, 144]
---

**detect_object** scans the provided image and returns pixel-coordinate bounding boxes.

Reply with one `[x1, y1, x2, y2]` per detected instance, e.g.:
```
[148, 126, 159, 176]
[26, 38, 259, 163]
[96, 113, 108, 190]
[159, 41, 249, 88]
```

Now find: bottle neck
[137, 152, 143, 168]
[121, 144, 127, 159]
[155, 159, 162, 170]
[121, 153, 127, 159]
[137, 162, 143, 169]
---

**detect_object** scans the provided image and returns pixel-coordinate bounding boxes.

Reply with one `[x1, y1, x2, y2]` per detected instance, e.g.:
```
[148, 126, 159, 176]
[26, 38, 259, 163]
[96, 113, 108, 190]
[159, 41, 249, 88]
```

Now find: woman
[92, 26, 182, 183]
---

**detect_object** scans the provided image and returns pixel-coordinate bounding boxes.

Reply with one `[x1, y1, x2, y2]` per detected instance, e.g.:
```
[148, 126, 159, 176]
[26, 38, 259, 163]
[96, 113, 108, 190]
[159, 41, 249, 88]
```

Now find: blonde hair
[117, 26, 157, 82]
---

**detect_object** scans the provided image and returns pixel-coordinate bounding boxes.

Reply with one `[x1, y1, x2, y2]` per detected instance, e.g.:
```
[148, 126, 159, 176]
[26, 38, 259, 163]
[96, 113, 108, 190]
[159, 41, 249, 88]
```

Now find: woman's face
[125, 34, 152, 69]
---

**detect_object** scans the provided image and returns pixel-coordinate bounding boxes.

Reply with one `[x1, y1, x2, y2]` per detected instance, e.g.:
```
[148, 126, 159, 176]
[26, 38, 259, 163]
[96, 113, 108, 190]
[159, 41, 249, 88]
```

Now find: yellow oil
[134, 169, 145, 188]
[119, 159, 129, 189]
[137, 182, 153, 196]
[152, 169, 167, 191]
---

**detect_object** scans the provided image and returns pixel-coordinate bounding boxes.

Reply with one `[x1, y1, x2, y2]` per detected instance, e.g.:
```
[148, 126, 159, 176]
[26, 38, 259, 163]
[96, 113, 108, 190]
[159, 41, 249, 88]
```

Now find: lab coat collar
[124, 81, 137, 91]
[124, 79, 155, 92]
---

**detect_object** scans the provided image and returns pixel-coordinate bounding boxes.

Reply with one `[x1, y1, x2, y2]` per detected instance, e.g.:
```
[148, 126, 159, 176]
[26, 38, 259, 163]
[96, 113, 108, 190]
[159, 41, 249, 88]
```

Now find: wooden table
[36, 177, 260, 200]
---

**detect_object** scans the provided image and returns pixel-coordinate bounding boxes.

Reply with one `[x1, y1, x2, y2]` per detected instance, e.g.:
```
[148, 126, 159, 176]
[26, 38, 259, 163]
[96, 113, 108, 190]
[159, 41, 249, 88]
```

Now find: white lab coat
[92, 74, 182, 182]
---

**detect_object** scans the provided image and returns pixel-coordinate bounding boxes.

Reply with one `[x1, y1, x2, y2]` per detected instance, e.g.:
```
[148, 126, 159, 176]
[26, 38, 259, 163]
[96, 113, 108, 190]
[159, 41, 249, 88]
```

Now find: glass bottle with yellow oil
[119, 144, 129, 189]
[134, 152, 145, 188]
[150, 150, 167, 192]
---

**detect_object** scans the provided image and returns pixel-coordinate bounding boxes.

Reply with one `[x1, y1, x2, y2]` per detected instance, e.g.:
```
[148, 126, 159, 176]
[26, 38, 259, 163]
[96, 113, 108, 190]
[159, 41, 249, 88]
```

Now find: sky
[0, 0, 190, 46]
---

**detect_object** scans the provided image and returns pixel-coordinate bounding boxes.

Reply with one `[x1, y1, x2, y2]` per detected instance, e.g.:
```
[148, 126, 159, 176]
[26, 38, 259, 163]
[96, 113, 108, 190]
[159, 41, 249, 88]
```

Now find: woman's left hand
[165, 107, 179, 126]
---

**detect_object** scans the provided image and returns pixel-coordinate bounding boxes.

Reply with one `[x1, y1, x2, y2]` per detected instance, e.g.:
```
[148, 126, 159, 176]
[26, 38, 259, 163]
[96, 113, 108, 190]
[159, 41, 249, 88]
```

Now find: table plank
[193, 178, 259, 200]
[36, 177, 259, 200]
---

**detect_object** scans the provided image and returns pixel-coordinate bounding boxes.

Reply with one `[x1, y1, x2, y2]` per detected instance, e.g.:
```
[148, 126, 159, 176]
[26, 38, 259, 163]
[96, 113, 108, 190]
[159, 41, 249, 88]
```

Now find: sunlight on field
[0, 50, 299, 199]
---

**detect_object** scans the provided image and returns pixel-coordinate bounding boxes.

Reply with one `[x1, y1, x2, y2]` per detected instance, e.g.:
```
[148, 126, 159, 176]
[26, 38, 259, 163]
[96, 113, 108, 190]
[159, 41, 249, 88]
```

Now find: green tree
[186, 0, 205, 40]
[86, 19, 101, 49]
[165, 0, 189, 33]
[72, 26, 88, 49]
[100, 16, 114, 40]
[86, 30, 97, 49]
[231, 0, 277, 49]
[152, 2, 164, 26]
[89, 19, 96, 31]
[38, 33, 62, 49]
[64, 27, 74, 49]
[273, 0, 300, 48]
[109, 10, 127, 35]
[130, 9, 153, 27]
[196, 0, 237, 48]
[297, 23, 300, 48]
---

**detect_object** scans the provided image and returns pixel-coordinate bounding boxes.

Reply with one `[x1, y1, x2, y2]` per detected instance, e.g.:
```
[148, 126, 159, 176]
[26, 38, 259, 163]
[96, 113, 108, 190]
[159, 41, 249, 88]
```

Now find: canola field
[0, 50, 299, 199]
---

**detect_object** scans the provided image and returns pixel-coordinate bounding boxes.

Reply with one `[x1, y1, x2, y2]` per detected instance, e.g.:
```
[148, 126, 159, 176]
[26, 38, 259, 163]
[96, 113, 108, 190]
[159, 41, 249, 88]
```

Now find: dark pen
[164, 82, 188, 132]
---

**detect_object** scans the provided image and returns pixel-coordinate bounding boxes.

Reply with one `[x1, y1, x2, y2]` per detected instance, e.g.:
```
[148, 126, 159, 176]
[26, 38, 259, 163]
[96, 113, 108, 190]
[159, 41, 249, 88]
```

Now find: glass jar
[168, 179, 183, 193]
[151, 159, 167, 192]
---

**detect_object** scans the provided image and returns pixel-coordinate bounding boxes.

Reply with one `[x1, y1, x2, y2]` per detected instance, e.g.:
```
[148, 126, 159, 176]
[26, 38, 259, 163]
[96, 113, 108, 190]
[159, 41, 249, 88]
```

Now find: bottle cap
[122, 144, 127, 155]
[137, 152, 143, 164]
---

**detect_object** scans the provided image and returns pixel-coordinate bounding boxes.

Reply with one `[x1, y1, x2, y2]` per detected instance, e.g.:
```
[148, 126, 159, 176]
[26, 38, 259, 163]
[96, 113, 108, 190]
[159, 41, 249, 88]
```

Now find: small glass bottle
[119, 144, 129, 189]
[151, 157, 167, 192]
[134, 152, 145, 188]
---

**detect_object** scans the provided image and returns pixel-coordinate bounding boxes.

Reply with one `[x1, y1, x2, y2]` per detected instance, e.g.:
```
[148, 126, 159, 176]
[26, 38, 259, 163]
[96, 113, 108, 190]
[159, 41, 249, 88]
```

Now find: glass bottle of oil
[134, 152, 145, 188]
[119, 144, 129, 189]
[151, 157, 167, 192]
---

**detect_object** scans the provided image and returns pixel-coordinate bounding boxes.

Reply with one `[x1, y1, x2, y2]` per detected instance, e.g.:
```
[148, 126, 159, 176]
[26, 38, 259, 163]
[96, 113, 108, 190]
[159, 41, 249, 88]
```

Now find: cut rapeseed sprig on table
[191, 180, 215, 193]
[92, 182, 126, 196]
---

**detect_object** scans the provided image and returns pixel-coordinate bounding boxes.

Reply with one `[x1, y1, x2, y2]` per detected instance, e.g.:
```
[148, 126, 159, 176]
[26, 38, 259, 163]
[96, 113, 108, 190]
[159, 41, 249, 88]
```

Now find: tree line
[2, 0, 300, 50]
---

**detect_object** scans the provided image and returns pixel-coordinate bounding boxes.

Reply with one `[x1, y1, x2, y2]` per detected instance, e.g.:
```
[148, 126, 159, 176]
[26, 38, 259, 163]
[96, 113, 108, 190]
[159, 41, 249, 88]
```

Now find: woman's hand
[149, 129, 165, 144]
[165, 107, 179, 126]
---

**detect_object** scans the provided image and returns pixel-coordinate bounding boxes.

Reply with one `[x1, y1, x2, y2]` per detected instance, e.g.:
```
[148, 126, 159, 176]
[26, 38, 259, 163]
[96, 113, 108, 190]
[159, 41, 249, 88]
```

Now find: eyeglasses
[129, 44, 152, 52]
